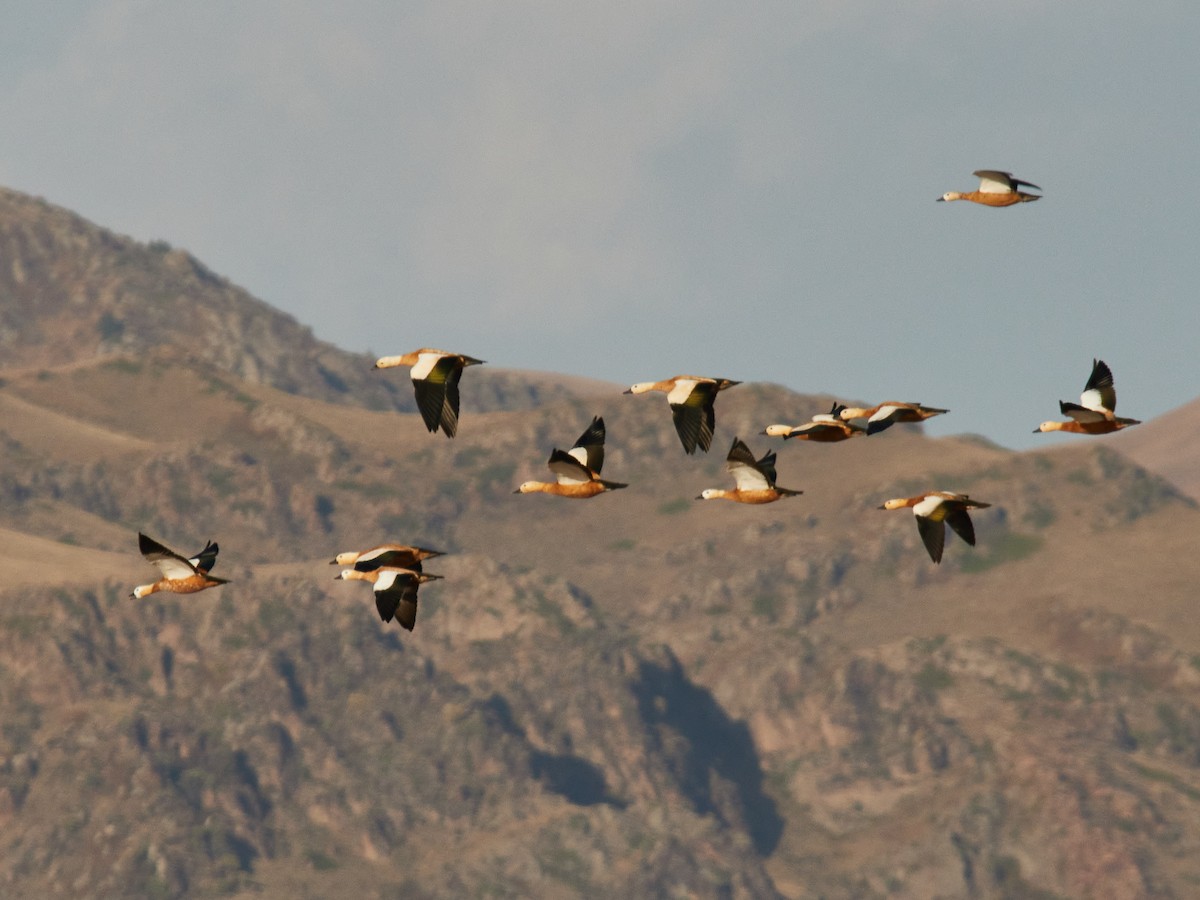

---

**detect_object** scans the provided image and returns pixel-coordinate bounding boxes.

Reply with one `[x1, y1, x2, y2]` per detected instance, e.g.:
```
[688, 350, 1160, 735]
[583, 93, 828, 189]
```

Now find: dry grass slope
[3, 186, 1200, 898]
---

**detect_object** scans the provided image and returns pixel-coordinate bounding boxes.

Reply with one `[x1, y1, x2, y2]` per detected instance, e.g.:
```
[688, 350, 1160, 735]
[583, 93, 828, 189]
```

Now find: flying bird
[938, 170, 1041, 206]
[1034, 359, 1141, 435]
[625, 375, 740, 454]
[131, 532, 229, 598]
[697, 437, 803, 504]
[374, 348, 484, 438]
[515, 416, 627, 498]
[330, 544, 444, 572]
[335, 566, 443, 630]
[837, 401, 949, 436]
[878, 492, 991, 563]
[762, 403, 866, 442]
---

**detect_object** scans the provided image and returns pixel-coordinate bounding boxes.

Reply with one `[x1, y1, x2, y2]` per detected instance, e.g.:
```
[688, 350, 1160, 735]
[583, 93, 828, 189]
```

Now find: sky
[1, 1, 1197, 450]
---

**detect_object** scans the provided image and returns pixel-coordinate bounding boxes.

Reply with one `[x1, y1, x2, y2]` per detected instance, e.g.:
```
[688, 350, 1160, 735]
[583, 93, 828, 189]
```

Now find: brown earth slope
[2, 188, 1200, 899]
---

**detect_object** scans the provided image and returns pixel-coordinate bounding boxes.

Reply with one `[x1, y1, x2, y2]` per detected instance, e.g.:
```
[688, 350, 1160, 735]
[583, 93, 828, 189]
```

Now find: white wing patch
[409, 353, 444, 381]
[152, 557, 197, 580]
[549, 455, 592, 485]
[912, 495, 945, 519]
[976, 173, 1012, 194]
[374, 569, 413, 592]
[728, 460, 770, 492]
[666, 379, 699, 404]
[1079, 388, 1111, 413]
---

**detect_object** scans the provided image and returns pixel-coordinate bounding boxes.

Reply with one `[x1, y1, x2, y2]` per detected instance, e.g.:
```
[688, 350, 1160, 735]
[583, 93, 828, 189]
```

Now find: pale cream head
[879, 498, 911, 510]
[761, 424, 793, 437]
[374, 353, 415, 369]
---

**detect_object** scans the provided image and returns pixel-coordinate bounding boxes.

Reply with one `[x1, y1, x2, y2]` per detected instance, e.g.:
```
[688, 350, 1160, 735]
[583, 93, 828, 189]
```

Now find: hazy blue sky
[2, 1, 1196, 448]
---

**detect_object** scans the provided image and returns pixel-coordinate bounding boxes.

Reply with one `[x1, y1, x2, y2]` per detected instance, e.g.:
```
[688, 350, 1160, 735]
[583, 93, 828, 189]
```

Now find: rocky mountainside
[3, 188, 1200, 899]
[0, 187, 607, 415]
[1110, 396, 1200, 501]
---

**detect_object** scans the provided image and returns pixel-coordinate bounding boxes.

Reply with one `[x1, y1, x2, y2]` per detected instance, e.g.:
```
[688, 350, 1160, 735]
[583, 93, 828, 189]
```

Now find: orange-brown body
[940, 191, 1038, 207]
[132, 572, 226, 598]
[515, 480, 623, 498]
[1035, 419, 1137, 435]
[697, 488, 794, 504]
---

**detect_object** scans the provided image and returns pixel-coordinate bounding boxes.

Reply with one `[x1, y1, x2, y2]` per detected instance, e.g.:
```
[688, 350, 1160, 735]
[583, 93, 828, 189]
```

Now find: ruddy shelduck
[374, 348, 485, 438]
[330, 544, 444, 572]
[838, 401, 949, 436]
[625, 375, 740, 454]
[763, 403, 866, 442]
[939, 170, 1041, 206]
[878, 492, 991, 564]
[131, 532, 229, 598]
[515, 416, 628, 498]
[335, 566, 443, 630]
[1034, 359, 1141, 435]
[697, 437, 803, 504]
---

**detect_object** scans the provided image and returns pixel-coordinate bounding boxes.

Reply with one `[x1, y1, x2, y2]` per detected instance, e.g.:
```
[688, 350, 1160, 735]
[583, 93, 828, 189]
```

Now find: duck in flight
[762, 403, 866, 442]
[374, 348, 484, 438]
[131, 533, 229, 598]
[697, 437, 803, 504]
[515, 415, 627, 498]
[939, 170, 1041, 206]
[335, 566, 443, 630]
[837, 401, 949, 436]
[625, 375, 740, 454]
[330, 544, 444, 572]
[878, 492, 991, 564]
[1034, 359, 1141, 435]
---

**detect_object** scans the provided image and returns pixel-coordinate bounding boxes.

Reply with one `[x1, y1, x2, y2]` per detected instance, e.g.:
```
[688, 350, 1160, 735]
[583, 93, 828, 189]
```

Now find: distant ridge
[0, 186, 610, 414]
[1111, 395, 1200, 501]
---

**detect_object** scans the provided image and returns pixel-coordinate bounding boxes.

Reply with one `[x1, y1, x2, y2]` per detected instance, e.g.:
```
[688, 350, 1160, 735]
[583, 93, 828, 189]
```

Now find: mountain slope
[3, 189, 1200, 898]
[0, 186, 615, 415]
[1111, 395, 1200, 501]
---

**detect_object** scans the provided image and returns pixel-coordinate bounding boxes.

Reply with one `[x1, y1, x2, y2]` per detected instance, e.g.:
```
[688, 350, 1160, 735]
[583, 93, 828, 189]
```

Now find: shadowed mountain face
[3, 186, 1200, 898]
[0, 187, 614, 416]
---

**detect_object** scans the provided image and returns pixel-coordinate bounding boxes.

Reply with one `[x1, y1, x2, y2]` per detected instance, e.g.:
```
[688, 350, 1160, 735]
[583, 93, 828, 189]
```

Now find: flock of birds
[129, 171, 1144, 628]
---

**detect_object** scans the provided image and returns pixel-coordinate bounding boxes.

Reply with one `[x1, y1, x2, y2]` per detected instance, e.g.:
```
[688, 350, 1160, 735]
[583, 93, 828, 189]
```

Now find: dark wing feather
[412, 358, 465, 437]
[754, 448, 779, 488]
[437, 363, 465, 436]
[571, 416, 606, 473]
[1059, 401, 1109, 424]
[915, 517, 945, 564]
[671, 389, 717, 454]
[944, 507, 977, 547]
[412, 377, 449, 434]
[1084, 359, 1114, 392]
[1082, 358, 1117, 412]
[354, 551, 424, 573]
[373, 572, 421, 630]
[188, 540, 219, 573]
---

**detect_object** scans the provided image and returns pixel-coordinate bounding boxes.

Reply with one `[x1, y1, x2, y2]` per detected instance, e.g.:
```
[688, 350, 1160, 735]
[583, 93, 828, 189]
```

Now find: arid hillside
[2, 188, 1200, 899]
[1110, 396, 1200, 501]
